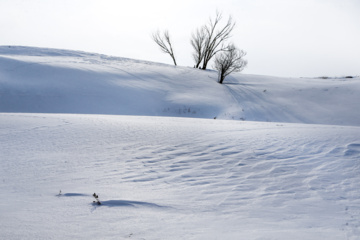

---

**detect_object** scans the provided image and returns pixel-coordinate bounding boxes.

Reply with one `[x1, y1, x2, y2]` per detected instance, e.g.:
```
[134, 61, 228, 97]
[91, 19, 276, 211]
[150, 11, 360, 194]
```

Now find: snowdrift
[1, 113, 359, 239]
[1, 46, 359, 126]
[1, 46, 360, 239]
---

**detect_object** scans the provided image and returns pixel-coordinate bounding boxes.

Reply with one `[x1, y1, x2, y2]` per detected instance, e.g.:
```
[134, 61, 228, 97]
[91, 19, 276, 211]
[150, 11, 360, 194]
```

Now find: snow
[0, 46, 360, 239]
[1, 46, 359, 126]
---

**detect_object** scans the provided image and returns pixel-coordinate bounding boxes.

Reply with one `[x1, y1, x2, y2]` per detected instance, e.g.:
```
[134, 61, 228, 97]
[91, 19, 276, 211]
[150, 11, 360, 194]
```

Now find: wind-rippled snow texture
[0, 113, 359, 239]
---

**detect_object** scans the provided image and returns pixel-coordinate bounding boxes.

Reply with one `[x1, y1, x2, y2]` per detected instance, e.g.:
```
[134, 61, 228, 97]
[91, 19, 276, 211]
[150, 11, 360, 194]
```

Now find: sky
[0, 0, 359, 77]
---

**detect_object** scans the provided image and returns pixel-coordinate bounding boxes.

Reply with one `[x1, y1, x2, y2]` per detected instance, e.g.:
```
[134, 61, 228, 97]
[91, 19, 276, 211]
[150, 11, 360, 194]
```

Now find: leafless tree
[190, 28, 206, 68]
[152, 30, 177, 66]
[214, 44, 247, 84]
[191, 12, 236, 70]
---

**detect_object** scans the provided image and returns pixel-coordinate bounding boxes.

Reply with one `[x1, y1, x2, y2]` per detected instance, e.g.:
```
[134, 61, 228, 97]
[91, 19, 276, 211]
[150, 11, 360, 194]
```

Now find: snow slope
[0, 46, 359, 126]
[1, 46, 360, 239]
[1, 113, 360, 239]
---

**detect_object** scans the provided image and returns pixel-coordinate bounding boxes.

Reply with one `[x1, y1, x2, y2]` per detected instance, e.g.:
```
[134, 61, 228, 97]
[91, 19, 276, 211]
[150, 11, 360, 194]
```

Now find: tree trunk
[218, 72, 225, 84]
[201, 61, 208, 70]
[171, 55, 177, 66]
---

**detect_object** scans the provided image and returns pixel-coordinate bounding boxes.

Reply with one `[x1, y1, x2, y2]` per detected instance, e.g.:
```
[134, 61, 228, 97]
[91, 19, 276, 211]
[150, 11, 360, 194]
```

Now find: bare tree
[214, 44, 247, 84]
[190, 27, 206, 68]
[191, 12, 236, 70]
[152, 30, 177, 66]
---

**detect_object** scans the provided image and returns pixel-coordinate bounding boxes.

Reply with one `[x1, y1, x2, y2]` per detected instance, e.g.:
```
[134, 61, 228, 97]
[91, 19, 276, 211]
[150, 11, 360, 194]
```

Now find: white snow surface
[1, 46, 359, 126]
[0, 46, 360, 239]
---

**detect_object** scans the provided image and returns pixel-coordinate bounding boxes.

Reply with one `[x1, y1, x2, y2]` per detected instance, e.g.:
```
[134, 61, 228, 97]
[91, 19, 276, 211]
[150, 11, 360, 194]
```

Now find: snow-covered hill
[1, 113, 359, 239]
[1, 46, 359, 126]
[1, 46, 360, 239]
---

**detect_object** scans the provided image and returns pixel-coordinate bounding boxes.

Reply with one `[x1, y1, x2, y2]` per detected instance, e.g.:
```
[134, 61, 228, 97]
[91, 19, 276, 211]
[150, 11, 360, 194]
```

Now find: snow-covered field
[0, 46, 360, 239]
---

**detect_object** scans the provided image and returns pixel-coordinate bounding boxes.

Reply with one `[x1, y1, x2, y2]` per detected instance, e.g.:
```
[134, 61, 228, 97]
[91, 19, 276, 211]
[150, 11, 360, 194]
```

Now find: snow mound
[1, 46, 359, 126]
[1, 46, 359, 239]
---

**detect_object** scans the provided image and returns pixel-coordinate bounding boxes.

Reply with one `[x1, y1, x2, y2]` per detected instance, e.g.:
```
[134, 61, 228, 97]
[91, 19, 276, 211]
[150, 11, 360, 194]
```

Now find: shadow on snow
[95, 200, 167, 208]
[56, 192, 168, 209]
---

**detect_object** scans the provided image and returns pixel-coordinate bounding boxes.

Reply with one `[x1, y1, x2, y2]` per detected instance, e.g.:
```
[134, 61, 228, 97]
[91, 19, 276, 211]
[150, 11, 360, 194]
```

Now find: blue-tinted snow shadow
[345, 143, 360, 156]
[56, 193, 170, 209]
[95, 200, 168, 209]
[57, 193, 90, 197]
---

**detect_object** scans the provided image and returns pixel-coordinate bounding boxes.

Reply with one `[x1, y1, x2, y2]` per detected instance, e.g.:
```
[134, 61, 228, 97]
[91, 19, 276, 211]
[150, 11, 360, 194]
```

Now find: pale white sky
[0, 0, 359, 77]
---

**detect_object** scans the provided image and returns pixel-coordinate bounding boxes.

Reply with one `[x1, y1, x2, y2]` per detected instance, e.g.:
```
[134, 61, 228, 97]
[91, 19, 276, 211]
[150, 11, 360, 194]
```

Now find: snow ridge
[1, 46, 360, 239]
[1, 46, 359, 126]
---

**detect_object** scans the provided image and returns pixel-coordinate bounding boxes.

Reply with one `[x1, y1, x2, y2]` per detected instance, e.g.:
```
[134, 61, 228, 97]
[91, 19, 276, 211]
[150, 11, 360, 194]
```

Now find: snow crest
[1, 46, 360, 239]
[1, 46, 359, 126]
